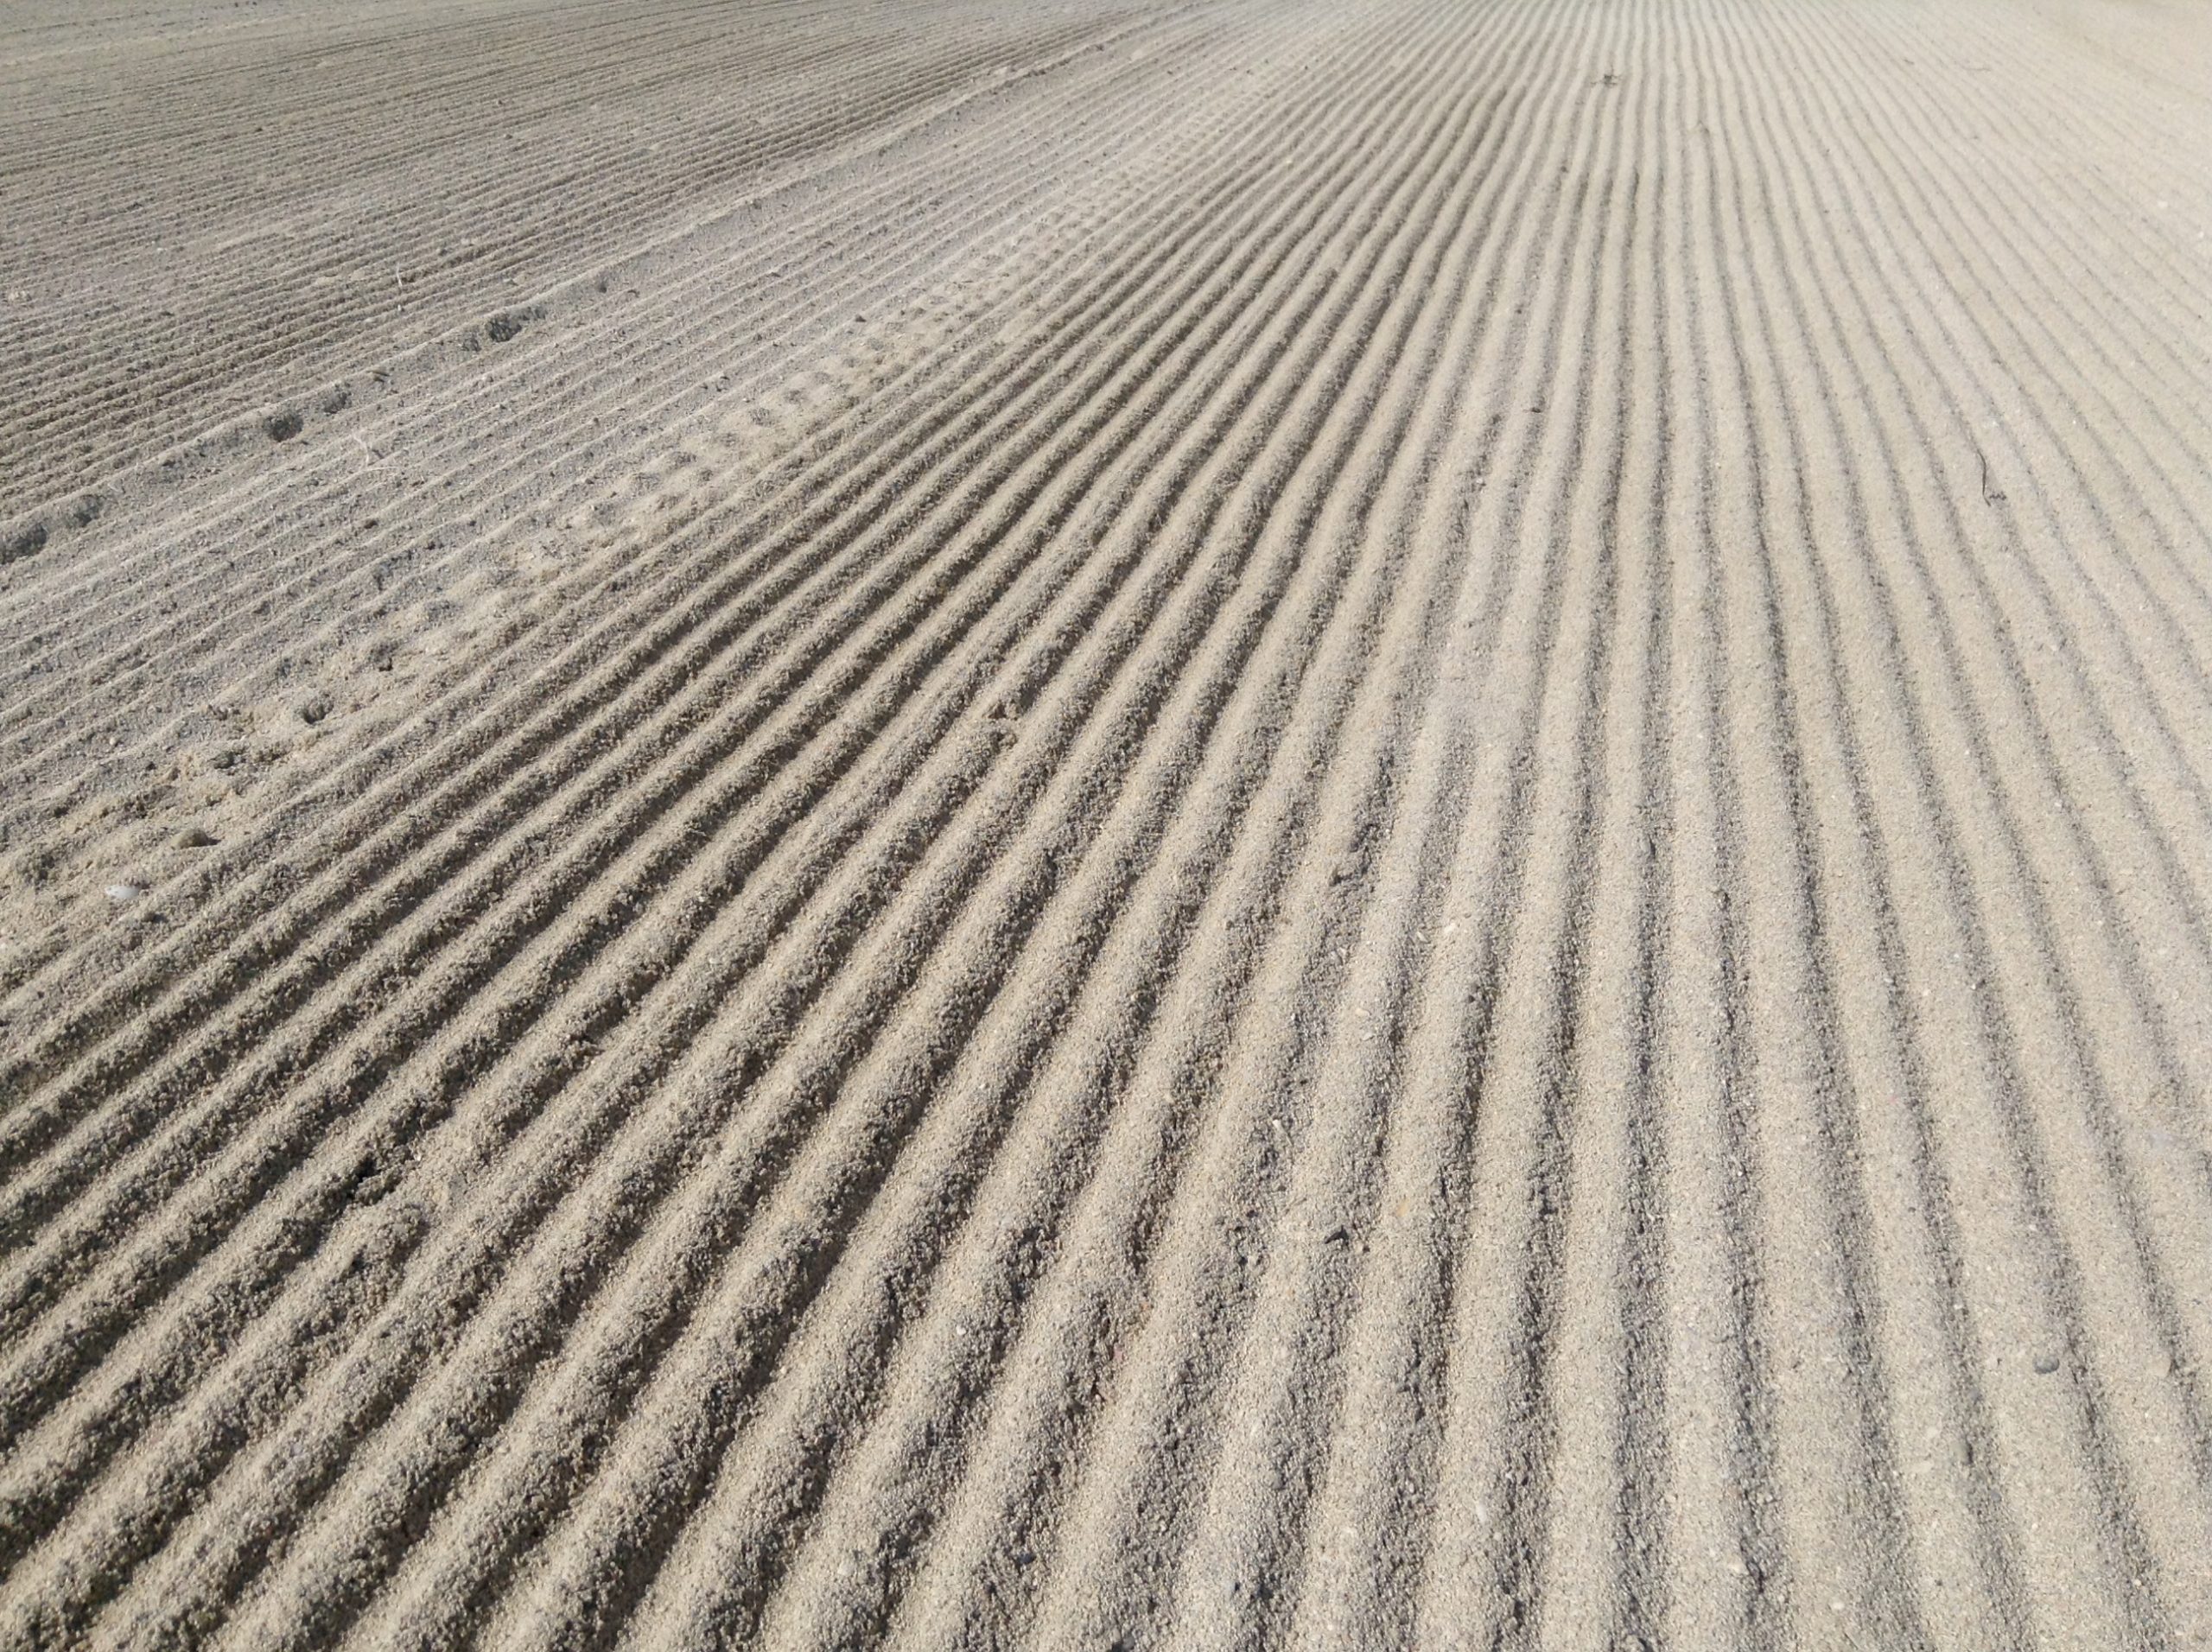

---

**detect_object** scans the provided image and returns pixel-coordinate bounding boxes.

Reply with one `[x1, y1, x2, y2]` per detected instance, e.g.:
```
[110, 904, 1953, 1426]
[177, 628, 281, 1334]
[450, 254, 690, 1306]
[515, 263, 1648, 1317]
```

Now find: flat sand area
[4, 0, 2212, 1645]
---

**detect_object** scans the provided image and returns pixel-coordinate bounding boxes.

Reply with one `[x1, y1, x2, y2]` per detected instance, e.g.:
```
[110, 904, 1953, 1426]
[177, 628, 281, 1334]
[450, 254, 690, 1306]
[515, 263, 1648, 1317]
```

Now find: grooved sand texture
[3, 0, 2212, 1647]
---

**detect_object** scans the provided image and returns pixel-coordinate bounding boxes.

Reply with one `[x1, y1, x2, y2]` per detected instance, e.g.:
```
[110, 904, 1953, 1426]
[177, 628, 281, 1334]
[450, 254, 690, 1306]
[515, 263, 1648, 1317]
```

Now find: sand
[3, 0, 2211, 1645]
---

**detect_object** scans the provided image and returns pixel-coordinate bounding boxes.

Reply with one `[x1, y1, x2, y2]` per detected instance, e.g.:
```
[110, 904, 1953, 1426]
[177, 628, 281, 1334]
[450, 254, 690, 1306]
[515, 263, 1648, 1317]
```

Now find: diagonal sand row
[0, 22, 1265, 1048]
[0, 7, 1247, 1135]
[626, 4, 1602, 1645]
[0, 4, 1209, 804]
[0, 6, 1503, 1645]
[3, 0, 2210, 1646]
[1708, 3, 2212, 1631]
[0, 1, 1147, 556]
[191, 10, 1554, 1643]
[0, 0, 1173, 511]
[0, 49, 1125, 734]
[0, 22, 1230, 1039]
[0, 0, 1362, 1512]
[0, 6, 1389, 1397]
[0, 67, 1309, 1618]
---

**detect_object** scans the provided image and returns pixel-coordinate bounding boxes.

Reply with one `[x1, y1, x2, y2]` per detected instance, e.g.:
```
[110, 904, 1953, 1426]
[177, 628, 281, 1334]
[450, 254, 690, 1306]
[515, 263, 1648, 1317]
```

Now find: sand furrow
[0, 10, 1389, 1618]
[3, 0, 2208, 1645]
[0, 2, 1173, 512]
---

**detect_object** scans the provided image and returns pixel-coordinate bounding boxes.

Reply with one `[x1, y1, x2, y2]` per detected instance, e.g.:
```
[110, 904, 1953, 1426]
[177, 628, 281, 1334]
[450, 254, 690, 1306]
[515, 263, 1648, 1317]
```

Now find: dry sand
[3, 0, 2212, 1645]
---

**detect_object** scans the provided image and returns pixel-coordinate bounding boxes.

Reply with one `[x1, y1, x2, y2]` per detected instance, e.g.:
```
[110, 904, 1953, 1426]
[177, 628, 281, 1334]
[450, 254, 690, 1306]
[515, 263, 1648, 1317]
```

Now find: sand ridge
[3, 0, 2212, 1646]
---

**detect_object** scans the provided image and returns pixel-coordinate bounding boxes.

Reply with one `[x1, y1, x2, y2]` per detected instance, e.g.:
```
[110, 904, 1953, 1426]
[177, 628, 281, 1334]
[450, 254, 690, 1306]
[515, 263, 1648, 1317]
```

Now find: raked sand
[3, 0, 2212, 1645]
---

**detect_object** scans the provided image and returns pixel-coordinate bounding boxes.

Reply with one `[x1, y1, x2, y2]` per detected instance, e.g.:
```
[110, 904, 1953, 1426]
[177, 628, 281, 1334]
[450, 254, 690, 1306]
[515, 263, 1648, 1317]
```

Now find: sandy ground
[4, 0, 2212, 1645]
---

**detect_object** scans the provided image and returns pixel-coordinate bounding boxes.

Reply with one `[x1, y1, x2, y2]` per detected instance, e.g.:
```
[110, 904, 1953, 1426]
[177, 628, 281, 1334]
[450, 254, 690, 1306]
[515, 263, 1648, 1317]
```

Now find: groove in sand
[3, 0, 2210, 1646]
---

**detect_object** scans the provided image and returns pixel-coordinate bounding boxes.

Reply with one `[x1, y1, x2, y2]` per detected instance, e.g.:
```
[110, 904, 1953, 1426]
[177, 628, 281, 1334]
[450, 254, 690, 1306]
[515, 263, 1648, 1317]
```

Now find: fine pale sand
[4, 0, 2212, 1646]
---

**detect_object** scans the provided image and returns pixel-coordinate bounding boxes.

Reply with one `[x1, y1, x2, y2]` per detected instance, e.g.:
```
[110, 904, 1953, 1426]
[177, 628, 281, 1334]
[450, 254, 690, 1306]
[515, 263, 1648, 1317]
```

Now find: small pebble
[2033, 1350, 2062, 1376]
[177, 826, 218, 848]
[105, 883, 143, 903]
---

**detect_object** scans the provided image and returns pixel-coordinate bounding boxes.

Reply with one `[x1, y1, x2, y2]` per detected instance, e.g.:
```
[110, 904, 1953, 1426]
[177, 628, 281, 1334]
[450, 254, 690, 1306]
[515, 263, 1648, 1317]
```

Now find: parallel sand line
[0, 80, 1173, 1024]
[0, 2, 988, 223]
[0, 1, 948, 186]
[0, 6, 1256, 1194]
[1524, 20, 1692, 1642]
[0, 3, 1389, 1547]
[1748, 0, 2212, 1417]
[0, 16, 1264, 1127]
[1276, 16, 1699, 1645]
[0, 1, 1095, 267]
[0, 67, 1093, 747]
[0, 193, 1353, 1574]
[1672, 0, 2194, 1627]
[1711, 0, 2212, 1609]
[0, 5, 1218, 682]
[0, 19, 1230, 911]
[0, 2, 1173, 511]
[0, 123, 1309, 1618]
[1732, 7, 2056, 1635]
[601, 3, 1582, 1643]
[2, 0, 2208, 1644]
[199, 10, 1539, 1645]
[1641, 15, 1794, 1637]
[1156, 22, 1646, 1648]
[710, 8, 1611, 1645]
[1771, 0, 2212, 1096]
[1793, 13, 2212, 842]
[1645, 10, 2035, 1645]
[0, 14, 1033, 508]
[1402, 21, 1704, 1651]
[4, 135, 1282, 1652]
[1653, 47, 1787, 1640]
[471, 96, 1522, 1652]
[880, 22, 1628, 1652]
[1711, 0, 2212, 1623]
[1480, 22, 1681, 1649]
[1064, 22, 1647, 1652]
[0, 0, 1181, 636]
[0, 0, 1380, 1424]
[0, 0, 1486, 1636]
[1680, 10, 2012, 1638]
[1794, 6, 2212, 848]
[1907, 0, 2212, 314]
[1642, 9, 2026, 1644]
[1782, 0, 2212, 1350]
[903, 9, 1637, 1647]
[0, 8, 1211, 803]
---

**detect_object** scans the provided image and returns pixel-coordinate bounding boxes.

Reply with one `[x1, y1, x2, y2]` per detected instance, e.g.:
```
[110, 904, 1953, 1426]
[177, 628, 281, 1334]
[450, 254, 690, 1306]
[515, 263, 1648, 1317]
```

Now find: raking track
[3, 0, 2211, 1646]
